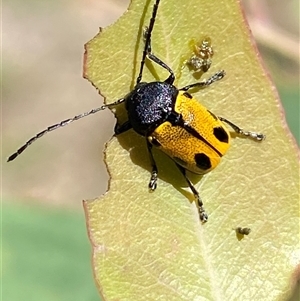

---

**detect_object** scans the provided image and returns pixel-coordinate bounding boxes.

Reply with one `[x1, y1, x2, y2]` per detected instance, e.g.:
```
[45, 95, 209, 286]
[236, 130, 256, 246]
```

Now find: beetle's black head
[125, 81, 178, 136]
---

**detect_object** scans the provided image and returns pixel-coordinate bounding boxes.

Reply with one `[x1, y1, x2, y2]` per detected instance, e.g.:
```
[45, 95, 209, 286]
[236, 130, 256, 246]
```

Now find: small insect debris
[235, 227, 252, 236]
[187, 37, 214, 73]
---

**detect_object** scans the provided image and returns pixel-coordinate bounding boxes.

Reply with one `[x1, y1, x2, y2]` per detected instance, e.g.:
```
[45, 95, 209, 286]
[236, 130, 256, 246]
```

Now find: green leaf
[84, 0, 299, 300]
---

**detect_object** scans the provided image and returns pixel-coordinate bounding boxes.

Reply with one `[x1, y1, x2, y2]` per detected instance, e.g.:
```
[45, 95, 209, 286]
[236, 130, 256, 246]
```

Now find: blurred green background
[2, 0, 299, 301]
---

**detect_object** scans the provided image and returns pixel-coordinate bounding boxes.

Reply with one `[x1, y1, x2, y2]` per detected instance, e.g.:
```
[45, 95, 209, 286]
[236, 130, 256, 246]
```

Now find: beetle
[8, 0, 265, 222]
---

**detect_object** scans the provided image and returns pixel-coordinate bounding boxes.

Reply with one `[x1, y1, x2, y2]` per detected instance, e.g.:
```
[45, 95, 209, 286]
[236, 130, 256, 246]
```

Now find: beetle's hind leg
[176, 163, 208, 223]
[219, 117, 266, 141]
[179, 70, 225, 91]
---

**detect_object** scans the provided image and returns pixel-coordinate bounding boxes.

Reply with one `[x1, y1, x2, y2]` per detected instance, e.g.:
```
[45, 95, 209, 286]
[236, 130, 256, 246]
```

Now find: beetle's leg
[114, 120, 132, 135]
[218, 117, 266, 141]
[147, 53, 175, 85]
[175, 163, 208, 223]
[142, 26, 175, 85]
[179, 70, 225, 91]
[146, 139, 159, 191]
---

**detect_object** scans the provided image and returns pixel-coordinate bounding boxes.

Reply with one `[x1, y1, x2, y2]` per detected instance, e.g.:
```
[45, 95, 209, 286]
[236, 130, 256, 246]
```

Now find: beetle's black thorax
[125, 81, 178, 136]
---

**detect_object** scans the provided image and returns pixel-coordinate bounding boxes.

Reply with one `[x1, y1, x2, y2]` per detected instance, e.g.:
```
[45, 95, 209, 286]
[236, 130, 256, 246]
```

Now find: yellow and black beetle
[8, 0, 265, 222]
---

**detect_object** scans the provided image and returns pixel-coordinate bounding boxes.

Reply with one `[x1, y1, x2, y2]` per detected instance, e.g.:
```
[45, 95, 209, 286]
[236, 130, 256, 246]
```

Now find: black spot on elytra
[183, 92, 193, 99]
[213, 127, 229, 143]
[194, 153, 211, 170]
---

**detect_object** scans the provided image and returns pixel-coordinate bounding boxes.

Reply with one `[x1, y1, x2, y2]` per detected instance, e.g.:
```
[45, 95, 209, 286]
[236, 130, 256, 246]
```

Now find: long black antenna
[136, 0, 161, 84]
[8, 0, 162, 162]
[7, 98, 124, 162]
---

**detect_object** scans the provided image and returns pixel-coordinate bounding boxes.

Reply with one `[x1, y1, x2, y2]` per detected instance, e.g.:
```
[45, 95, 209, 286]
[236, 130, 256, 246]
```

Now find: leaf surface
[84, 0, 300, 300]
